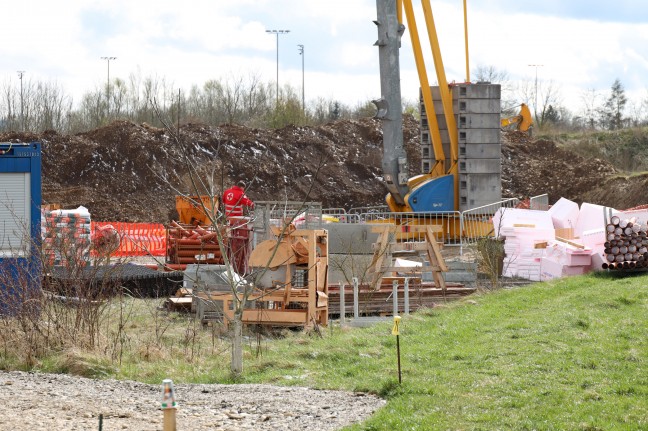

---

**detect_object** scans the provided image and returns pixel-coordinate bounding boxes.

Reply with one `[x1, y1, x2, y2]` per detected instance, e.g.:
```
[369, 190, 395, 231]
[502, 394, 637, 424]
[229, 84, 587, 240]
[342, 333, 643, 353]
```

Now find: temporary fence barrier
[253, 201, 322, 243]
[460, 198, 520, 254]
[322, 208, 362, 224]
[350, 210, 462, 245]
[91, 222, 167, 257]
[530, 193, 549, 211]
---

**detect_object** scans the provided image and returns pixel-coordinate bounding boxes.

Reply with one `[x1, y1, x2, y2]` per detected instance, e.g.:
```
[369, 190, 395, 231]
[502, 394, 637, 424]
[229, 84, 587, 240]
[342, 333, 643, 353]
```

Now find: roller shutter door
[0, 172, 31, 257]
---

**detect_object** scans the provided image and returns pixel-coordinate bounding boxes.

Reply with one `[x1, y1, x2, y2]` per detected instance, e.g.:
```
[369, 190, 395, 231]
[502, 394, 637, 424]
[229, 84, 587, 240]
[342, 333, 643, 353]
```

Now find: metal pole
[298, 44, 305, 111]
[17, 71, 25, 131]
[340, 282, 346, 325]
[352, 277, 359, 319]
[404, 277, 410, 315]
[275, 33, 279, 103]
[266, 30, 290, 105]
[392, 280, 399, 316]
[463, 0, 469, 82]
[528, 64, 543, 122]
[101, 56, 116, 118]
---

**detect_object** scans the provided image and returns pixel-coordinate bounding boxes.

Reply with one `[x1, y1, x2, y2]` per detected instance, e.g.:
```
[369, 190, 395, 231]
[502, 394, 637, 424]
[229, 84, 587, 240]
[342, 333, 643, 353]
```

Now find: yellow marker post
[161, 379, 177, 431]
[392, 315, 402, 384]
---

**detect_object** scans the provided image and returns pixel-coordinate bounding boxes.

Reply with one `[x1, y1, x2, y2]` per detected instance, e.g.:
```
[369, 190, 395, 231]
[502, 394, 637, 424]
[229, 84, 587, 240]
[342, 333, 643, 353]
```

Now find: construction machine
[375, 0, 503, 218]
[501, 103, 533, 134]
[375, 0, 464, 213]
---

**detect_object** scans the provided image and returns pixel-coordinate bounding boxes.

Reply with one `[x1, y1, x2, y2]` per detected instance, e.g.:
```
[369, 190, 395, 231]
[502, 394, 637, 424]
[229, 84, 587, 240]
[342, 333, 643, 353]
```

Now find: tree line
[0, 72, 377, 134]
[475, 65, 642, 132]
[0, 67, 643, 134]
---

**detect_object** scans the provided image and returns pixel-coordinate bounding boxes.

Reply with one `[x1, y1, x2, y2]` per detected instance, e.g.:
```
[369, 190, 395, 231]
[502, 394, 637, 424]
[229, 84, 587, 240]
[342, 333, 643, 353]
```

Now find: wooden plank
[555, 237, 586, 249]
[379, 266, 444, 274]
[378, 242, 430, 252]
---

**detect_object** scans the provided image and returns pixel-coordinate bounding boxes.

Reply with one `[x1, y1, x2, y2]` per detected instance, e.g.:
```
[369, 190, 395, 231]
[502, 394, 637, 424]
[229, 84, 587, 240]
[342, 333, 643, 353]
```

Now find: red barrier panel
[91, 222, 167, 257]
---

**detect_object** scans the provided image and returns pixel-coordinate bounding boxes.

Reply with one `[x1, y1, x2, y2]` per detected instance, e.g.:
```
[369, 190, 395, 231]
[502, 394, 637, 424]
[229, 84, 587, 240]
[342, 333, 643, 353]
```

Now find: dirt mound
[2, 121, 646, 222]
[1, 117, 420, 222]
[501, 131, 618, 205]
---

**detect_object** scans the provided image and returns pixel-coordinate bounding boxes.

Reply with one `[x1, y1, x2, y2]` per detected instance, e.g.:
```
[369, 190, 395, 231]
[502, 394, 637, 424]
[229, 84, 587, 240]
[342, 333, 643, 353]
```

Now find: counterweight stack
[603, 215, 648, 270]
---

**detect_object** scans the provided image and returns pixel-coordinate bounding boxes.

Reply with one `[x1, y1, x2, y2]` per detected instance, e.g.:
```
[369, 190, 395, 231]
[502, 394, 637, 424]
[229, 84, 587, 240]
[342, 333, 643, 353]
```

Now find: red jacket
[222, 185, 254, 218]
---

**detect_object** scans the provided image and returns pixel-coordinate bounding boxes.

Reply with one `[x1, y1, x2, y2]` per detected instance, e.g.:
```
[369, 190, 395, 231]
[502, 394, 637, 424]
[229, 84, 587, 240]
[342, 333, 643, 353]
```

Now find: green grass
[236, 273, 648, 430]
[3, 272, 647, 429]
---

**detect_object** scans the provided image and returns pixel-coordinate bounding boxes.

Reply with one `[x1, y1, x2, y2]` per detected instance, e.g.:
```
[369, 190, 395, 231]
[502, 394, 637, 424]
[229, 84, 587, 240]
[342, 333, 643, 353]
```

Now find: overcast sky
[2, 0, 647, 116]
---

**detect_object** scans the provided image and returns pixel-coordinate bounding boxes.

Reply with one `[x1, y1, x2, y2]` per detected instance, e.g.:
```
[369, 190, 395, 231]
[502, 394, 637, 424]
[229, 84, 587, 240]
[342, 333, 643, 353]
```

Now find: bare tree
[579, 88, 601, 130]
[473, 65, 516, 114]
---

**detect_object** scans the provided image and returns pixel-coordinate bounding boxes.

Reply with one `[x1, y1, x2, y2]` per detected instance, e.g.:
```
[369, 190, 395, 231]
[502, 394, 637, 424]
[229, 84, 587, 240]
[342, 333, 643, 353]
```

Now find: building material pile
[495, 197, 648, 279]
[42, 206, 92, 267]
[166, 222, 225, 267]
[603, 215, 648, 270]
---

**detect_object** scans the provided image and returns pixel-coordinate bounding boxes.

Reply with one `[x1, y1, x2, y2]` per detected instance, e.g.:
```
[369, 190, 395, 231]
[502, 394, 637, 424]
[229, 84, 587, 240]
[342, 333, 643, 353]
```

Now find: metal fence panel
[530, 194, 549, 211]
[252, 201, 323, 243]
[460, 198, 519, 254]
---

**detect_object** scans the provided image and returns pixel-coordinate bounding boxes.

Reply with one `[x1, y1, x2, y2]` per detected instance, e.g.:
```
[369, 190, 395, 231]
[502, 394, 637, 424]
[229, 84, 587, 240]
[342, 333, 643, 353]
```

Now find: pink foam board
[548, 197, 580, 229]
[576, 202, 615, 239]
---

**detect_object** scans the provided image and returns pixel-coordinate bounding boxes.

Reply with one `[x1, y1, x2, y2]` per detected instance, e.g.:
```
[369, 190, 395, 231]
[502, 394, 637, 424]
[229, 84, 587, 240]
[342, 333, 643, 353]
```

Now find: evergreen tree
[601, 78, 627, 130]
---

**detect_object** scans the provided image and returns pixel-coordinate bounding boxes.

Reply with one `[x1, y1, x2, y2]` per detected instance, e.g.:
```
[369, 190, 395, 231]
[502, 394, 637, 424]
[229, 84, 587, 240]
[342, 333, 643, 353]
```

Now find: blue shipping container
[0, 142, 42, 315]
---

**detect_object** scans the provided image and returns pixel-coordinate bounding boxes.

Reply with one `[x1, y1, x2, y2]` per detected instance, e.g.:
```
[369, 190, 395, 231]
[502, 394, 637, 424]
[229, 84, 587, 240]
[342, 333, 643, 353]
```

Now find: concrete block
[453, 83, 501, 99]
[460, 197, 503, 212]
[458, 99, 501, 114]
[457, 113, 501, 129]
[458, 129, 500, 144]
[459, 143, 501, 159]
[459, 158, 501, 174]
[459, 173, 501, 193]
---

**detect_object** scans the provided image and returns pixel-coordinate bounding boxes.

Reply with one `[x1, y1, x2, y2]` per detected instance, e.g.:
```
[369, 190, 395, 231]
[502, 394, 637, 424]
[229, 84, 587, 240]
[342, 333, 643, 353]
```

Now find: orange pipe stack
[166, 221, 225, 266]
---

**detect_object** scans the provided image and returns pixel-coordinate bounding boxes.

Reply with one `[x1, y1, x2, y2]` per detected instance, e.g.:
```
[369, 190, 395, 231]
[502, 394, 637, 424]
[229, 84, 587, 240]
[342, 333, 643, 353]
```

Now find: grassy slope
[236, 273, 647, 430]
[29, 272, 645, 429]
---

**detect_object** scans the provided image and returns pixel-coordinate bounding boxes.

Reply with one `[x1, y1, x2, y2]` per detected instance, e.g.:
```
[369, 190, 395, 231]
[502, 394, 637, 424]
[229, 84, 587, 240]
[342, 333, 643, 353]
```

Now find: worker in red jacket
[222, 181, 255, 274]
[222, 181, 255, 219]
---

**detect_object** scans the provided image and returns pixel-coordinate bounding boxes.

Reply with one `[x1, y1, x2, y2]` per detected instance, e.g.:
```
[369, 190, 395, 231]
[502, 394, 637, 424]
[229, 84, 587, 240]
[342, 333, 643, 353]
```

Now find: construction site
[1, 2, 648, 430]
[1, 0, 647, 331]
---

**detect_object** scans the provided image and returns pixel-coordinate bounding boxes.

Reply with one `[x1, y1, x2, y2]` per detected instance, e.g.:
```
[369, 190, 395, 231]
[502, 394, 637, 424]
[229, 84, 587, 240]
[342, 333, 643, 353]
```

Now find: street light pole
[17, 71, 25, 131]
[101, 56, 117, 118]
[528, 64, 543, 121]
[265, 29, 290, 105]
[298, 44, 304, 111]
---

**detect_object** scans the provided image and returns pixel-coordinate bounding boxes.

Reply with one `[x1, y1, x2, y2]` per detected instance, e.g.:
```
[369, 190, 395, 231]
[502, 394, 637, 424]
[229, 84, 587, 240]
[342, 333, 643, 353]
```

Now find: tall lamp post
[101, 56, 117, 118]
[17, 71, 25, 131]
[298, 44, 304, 111]
[265, 29, 290, 104]
[528, 64, 543, 122]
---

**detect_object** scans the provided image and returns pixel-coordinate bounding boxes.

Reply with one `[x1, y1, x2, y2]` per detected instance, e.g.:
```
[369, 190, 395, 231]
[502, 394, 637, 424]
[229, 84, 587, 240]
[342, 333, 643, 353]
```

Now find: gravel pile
[0, 371, 385, 430]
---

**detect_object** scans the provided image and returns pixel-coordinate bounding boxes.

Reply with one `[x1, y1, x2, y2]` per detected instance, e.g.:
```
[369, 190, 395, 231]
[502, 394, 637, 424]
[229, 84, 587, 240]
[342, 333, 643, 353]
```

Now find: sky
[2, 0, 647, 116]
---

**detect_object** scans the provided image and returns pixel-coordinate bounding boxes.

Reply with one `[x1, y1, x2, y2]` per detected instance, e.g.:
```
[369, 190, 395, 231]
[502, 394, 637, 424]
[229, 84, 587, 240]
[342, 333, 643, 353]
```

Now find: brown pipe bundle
[601, 216, 648, 271]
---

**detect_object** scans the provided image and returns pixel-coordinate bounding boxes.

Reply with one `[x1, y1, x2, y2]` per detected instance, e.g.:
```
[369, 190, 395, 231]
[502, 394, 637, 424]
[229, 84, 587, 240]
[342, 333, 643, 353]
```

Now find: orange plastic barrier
[91, 222, 167, 257]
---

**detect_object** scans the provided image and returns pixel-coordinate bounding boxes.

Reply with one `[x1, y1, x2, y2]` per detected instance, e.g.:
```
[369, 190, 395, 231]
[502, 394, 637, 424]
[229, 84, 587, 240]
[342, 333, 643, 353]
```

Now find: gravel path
[0, 371, 385, 430]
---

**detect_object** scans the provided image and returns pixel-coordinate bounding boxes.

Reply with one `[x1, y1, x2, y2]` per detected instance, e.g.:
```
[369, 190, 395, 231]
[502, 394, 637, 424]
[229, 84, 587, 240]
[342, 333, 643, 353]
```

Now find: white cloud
[1, 0, 647, 114]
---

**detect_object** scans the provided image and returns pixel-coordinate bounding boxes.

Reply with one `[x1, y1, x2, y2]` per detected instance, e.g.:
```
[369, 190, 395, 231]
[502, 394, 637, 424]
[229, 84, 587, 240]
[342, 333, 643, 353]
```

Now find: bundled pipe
[166, 222, 226, 265]
[603, 215, 648, 271]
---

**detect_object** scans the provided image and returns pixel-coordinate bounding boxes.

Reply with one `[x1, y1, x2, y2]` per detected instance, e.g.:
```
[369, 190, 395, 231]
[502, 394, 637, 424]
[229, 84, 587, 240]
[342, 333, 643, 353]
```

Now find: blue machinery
[0, 142, 42, 314]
